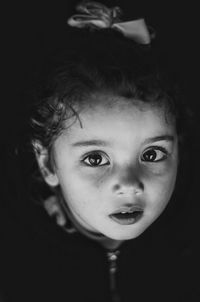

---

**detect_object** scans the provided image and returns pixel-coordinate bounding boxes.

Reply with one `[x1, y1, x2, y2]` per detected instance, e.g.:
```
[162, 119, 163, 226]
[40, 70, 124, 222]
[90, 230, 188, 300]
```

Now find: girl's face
[50, 95, 178, 240]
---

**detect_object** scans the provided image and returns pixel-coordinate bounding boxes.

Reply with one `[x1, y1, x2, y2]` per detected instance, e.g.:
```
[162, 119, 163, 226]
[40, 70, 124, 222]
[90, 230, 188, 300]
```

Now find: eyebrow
[72, 139, 110, 147]
[71, 135, 174, 147]
[145, 135, 175, 144]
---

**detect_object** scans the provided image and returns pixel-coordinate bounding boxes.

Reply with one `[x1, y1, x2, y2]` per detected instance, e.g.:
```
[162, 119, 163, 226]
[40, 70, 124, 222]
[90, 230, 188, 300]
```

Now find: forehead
[61, 94, 176, 142]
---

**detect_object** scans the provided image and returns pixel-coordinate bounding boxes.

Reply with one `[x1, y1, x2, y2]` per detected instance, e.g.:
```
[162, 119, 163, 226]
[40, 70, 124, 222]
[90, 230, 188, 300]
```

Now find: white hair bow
[67, 1, 154, 44]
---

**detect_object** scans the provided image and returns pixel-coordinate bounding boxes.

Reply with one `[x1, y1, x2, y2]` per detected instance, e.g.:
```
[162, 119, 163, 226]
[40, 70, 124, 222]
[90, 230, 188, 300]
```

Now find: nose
[112, 164, 144, 196]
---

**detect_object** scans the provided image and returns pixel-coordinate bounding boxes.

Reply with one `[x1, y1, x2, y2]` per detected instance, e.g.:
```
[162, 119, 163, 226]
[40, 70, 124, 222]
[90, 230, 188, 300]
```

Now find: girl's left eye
[82, 152, 110, 167]
[141, 147, 168, 162]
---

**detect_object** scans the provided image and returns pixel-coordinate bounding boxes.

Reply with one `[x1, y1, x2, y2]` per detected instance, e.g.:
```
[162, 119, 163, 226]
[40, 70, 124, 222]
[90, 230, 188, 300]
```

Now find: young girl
[2, 2, 198, 302]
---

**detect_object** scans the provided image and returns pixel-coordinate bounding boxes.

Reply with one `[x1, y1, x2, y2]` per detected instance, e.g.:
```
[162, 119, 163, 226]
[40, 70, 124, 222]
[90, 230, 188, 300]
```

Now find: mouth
[109, 206, 144, 225]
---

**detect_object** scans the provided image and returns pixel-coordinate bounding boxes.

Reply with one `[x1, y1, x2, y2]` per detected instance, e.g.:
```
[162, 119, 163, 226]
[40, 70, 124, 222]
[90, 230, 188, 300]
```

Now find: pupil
[89, 154, 102, 165]
[144, 150, 156, 161]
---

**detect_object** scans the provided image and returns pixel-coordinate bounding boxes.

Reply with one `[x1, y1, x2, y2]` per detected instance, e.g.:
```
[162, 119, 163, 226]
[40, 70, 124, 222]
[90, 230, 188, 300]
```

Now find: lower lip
[109, 211, 143, 225]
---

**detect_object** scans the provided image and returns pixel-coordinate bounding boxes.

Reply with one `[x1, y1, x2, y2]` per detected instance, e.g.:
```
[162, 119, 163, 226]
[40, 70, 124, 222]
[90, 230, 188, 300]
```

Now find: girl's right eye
[82, 152, 110, 167]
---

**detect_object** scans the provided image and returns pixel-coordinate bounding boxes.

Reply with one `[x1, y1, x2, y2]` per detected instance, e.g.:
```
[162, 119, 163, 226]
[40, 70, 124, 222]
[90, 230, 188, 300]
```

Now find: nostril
[113, 184, 121, 191]
[112, 166, 144, 194]
[134, 186, 143, 195]
[113, 183, 143, 195]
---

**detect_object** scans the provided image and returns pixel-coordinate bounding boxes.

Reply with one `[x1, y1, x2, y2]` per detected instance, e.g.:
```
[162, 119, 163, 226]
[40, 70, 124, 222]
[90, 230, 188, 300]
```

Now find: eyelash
[141, 146, 169, 163]
[82, 151, 110, 167]
[81, 147, 169, 168]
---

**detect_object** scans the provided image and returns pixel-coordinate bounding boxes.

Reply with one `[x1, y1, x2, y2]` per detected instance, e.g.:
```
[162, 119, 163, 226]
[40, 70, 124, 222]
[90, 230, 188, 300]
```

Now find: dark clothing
[1, 201, 200, 302]
[1, 144, 200, 302]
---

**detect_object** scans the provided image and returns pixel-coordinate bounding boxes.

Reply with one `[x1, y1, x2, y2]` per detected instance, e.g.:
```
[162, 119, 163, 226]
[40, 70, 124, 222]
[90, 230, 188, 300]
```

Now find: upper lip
[110, 205, 144, 215]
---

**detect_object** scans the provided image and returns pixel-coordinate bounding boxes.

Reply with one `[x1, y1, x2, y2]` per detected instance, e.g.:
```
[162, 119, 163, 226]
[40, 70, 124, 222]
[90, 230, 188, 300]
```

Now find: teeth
[113, 208, 143, 215]
[121, 210, 134, 214]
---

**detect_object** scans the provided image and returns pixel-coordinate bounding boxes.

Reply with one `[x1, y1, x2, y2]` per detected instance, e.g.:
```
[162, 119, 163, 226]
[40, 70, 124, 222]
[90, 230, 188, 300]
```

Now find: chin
[106, 228, 147, 241]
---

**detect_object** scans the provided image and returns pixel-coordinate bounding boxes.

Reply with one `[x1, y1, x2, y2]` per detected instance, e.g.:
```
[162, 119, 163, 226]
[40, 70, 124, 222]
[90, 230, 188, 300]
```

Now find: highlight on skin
[37, 95, 178, 240]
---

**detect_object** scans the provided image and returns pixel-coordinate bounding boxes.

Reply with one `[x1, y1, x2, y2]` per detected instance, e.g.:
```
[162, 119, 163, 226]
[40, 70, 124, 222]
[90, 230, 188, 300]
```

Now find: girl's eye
[82, 152, 110, 167]
[141, 147, 168, 162]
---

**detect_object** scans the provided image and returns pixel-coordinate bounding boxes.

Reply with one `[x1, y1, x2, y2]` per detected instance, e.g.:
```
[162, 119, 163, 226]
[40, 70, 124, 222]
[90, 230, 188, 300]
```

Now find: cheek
[57, 165, 104, 205]
[145, 169, 177, 210]
[143, 157, 178, 177]
[142, 158, 178, 205]
[71, 165, 110, 194]
[143, 152, 178, 183]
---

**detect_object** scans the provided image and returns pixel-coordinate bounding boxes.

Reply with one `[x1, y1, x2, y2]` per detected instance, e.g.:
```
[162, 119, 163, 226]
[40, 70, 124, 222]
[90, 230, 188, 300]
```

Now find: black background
[2, 1, 200, 138]
[1, 1, 200, 300]
[1, 0, 199, 132]
[2, 0, 200, 249]
[2, 0, 200, 254]
[2, 0, 200, 204]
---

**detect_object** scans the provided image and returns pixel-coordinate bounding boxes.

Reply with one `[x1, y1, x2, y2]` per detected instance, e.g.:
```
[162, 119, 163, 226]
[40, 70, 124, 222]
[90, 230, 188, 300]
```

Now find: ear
[33, 141, 59, 187]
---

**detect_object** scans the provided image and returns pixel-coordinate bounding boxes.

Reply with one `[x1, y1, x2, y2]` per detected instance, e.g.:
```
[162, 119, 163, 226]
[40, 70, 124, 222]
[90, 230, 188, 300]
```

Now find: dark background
[2, 0, 200, 239]
[2, 0, 200, 242]
[1, 1, 200, 301]
[2, 1, 200, 138]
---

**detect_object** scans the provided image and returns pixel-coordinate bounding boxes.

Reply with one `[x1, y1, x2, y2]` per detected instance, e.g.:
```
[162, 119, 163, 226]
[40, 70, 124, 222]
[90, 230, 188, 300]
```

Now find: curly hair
[30, 27, 189, 148]
[27, 25, 194, 209]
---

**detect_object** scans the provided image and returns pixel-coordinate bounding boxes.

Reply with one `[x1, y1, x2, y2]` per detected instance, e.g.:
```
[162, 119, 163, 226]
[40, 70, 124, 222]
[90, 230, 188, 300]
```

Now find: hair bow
[67, 1, 154, 44]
